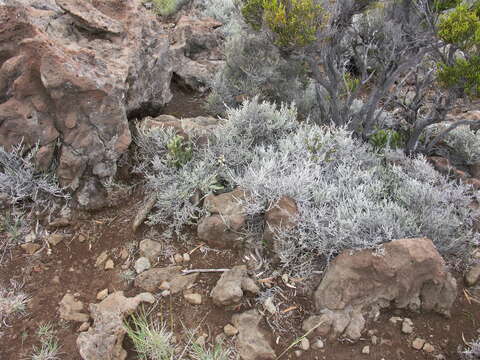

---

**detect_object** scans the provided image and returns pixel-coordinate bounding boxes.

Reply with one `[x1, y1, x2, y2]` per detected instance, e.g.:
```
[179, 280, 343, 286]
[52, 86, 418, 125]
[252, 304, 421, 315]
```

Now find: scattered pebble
[119, 248, 129, 259]
[21, 243, 41, 255]
[48, 234, 66, 246]
[78, 234, 86, 243]
[389, 316, 402, 324]
[96, 288, 109, 300]
[371, 335, 378, 345]
[402, 318, 414, 334]
[299, 338, 310, 351]
[362, 345, 370, 354]
[423, 343, 435, 353]
[134, 257, 151, 274]
[174, 254, 184, 264]
[183, 253, 191, 262]
[412, 338, 426, 350]
[224, 324, 238, 336]
[312, 338, 324, 350]
[24, 231, 37, 243]
[161, 290, 171, 297]
[465, 264, 480, 286]
[51, 275, 60, 284]
[104, 259, 114, 270]
[95, 251, 109, 267]
[184, 293, 202, 305]
[294, 350, 303, 358]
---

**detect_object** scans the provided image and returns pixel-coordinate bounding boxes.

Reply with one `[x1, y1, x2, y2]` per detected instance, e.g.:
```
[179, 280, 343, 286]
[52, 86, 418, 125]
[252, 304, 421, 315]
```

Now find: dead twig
[181, 268, 230, 275]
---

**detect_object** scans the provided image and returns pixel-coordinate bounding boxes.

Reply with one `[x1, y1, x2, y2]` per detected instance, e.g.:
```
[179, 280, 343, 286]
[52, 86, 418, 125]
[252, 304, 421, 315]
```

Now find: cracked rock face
[76, 291, 155, 360]
[304, 238, 457, 340]
[0, 0, 172, 208]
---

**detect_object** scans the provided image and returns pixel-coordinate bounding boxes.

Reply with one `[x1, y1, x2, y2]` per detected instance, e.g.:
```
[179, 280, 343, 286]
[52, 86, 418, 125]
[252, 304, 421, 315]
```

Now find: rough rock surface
[231, 310, 276, 360]
[263, 196, 298, 254]
[170, 15, 223, 92]
[139, 238, 163, 262]
[134, 266, 198, 293]
[59, 293, 89, 322]
[0, 0, 172, 208]
[304, 238, 457, 340]
[77, 291, 154, 360]
[210, 265, 259, 306]
[198, 188, 248, 248]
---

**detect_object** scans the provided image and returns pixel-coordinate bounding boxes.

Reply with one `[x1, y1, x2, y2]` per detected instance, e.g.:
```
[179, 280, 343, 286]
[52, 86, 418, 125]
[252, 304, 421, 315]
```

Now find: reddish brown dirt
[1, 93, 479, 360]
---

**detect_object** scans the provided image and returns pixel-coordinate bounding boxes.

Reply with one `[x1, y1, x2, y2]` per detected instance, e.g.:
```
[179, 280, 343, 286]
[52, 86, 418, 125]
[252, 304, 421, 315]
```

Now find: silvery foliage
[233, 125, 476, 276]
[425, 123, 480, 165]
[207, 25, 318, 117]
[199, 0, 241, 36]
[460, 338, 480, 360]
[0, 144, 67, 206]
[137, 99, 476, 275]
[134, 99, 299, 234]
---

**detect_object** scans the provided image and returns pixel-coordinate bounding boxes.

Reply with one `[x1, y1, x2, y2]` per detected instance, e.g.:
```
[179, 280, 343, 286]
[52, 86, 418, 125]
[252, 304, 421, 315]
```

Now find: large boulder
[304, 238, 457, 340]
[76, 291, 155, 360]
[0, 0, 172, 208]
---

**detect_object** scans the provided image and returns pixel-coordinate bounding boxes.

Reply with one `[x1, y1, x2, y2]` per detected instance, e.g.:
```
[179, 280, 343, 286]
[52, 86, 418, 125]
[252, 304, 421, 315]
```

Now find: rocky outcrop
[197, 188, 248, 248]
[170, 15, 223, 92]
[134, 265, 198, 293]
[0, 0, 172, 208]
[231, 310, 276, 360]
[76, 291, 155, 360]
[303, 238, 457, 340]
[210, 265, 260, 306]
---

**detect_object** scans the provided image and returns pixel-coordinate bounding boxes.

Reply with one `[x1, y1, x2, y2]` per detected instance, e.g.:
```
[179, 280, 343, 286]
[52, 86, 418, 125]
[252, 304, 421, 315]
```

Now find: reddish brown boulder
[0, 0, 172, 208]
[263, 196, 298, 255]
[304, 238, 457, 340]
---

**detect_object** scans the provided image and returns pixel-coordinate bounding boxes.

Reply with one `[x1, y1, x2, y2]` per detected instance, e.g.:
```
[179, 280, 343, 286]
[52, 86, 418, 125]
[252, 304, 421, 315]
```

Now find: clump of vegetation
[460, 337, 480, 360]
[124, 309, 175, 359]
[30, 322, 62, 360]
[146, 0, 190, 16]
[0, 210, 27, 264]
[137, 99, 477, 276]
[0, 144, 67, 206]
[0, 281, 29, 329]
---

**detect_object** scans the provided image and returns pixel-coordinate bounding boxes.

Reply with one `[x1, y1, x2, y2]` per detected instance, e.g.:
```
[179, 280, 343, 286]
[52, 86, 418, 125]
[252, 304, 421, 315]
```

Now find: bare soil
[1, 92, 479, 360]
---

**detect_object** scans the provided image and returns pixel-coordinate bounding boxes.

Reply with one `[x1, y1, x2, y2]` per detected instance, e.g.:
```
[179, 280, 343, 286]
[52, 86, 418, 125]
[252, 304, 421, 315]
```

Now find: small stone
[78, 322, 90, 332]
[294, 350, 303, 358]
[159, 281, 170, 290]
[389, 316, 402, 324]
[371, 335, 378, 345]
[161, 290, 170, 297]
[184, 293, 202, 305]
[96, 288, 109, 300]
[312, 338, 324, 350]
[95, 251, 109, 267]
[174, 254, 184, 264]
[215, 333, 226, 344]
[48, 234, 66, 246]
[412, 338, 426, 350]
[465, 264, 480, 286]
[183, 253, 191, 262]
[121, 260, 131, 270]
[402, 318, 414, 334]
[78, 234, 86, 243]
[423, 343, 435, 353]
[299, 338, 310, 351]
[263, 297, 277, 315]
[281, 274, 289, 284]
[224, 324, 238, 336]
[134, 257, 151, 274]
[51, 275, 60, 284]
[21, 243, 41, 255]
[362, 345, 370, 354]
[104, 259, 114, 270]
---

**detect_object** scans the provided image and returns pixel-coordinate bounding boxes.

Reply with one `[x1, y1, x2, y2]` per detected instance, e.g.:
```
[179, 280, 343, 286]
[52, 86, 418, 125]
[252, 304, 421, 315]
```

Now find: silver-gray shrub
[135, 99, 299, 234]
[425, 124, 480, 165]
[207, 28, 318, 118]
[137, 99, 476, 274]
[232, 124, 476, 275]
[0, 144, 67, 206]
[460, 338, 480, 360]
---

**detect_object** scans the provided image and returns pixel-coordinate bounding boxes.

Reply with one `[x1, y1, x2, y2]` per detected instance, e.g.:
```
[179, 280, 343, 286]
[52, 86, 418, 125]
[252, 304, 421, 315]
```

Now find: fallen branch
[181, 268, 230, 275]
